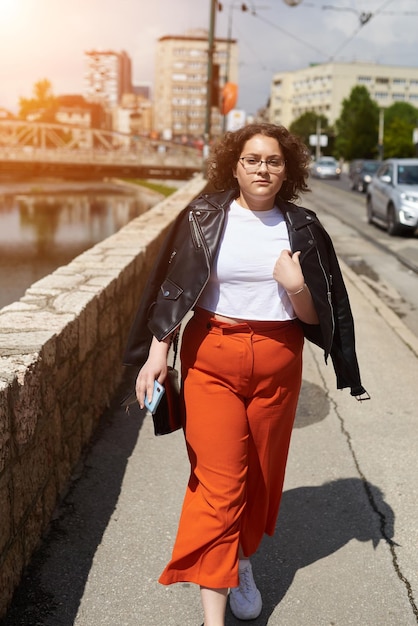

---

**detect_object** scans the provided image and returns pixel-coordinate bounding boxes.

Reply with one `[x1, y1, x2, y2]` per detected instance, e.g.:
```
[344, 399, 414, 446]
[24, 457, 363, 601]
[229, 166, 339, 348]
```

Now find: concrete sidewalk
[2, 264, 418, 625]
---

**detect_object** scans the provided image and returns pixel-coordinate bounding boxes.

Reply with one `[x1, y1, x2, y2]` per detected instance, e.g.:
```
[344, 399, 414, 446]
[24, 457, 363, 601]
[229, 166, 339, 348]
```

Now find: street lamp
[204, 1, 247, 145]
[225, 3, 248, 86]
[221, 3, 249, 131]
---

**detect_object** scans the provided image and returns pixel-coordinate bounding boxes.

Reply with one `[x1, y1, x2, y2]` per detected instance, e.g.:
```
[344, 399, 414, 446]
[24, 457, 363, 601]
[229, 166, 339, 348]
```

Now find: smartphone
[144, 380, 165, 414]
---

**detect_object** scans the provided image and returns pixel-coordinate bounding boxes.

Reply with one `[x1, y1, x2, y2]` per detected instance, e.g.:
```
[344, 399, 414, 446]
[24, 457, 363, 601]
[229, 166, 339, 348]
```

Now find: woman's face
[233, 134, 286, 210]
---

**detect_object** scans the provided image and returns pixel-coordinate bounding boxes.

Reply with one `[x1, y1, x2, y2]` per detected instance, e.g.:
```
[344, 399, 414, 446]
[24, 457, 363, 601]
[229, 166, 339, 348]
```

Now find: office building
[154, 29, 238, 139]
[84, 50, 132, 109]
[270, 62, 418, 128]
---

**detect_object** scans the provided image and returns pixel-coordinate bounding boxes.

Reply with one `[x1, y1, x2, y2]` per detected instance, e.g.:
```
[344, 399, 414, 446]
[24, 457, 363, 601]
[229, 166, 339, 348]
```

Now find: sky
[0, 0, 417, 116]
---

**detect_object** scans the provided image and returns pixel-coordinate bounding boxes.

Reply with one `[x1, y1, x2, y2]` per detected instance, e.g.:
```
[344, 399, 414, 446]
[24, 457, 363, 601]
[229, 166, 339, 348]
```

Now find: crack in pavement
[308, 343, 418, 623]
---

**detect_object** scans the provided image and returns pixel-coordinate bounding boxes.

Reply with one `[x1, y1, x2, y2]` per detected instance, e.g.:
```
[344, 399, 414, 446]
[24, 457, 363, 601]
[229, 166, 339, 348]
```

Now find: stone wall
[0, 176, 207, 617]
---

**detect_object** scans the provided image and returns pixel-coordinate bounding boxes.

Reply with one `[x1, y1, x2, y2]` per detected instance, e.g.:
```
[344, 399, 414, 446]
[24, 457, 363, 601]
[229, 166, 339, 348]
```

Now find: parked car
[349, 159, 382, 193]
[310, 156, 341, 179]
[366, 158, 418, 236]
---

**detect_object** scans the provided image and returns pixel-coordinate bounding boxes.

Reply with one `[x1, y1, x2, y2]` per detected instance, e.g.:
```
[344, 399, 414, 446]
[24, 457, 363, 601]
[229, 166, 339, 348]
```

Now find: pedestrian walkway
[2, 265, 418, 625]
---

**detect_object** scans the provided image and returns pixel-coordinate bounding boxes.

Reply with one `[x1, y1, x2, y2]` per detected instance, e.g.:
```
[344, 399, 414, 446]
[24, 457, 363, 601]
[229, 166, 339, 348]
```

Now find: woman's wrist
[286, 283, 306, 296]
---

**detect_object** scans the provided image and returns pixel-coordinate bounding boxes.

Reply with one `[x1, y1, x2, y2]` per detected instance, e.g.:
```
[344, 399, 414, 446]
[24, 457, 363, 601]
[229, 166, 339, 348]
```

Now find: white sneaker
[229, 559, 262, 620]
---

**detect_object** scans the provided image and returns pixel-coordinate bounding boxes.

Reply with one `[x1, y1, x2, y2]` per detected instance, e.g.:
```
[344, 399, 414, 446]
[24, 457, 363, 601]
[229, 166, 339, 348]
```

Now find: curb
[340, 258, 418, 358]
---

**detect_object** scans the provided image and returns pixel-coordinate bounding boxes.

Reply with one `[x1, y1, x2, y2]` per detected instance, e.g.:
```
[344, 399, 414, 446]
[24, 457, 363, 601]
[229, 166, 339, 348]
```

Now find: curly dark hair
[206, 123, 311, 202]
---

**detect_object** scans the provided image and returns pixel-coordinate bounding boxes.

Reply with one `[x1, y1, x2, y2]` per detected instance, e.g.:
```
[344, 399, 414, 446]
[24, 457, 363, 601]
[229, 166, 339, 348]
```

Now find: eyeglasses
[239, 156, 286, 174]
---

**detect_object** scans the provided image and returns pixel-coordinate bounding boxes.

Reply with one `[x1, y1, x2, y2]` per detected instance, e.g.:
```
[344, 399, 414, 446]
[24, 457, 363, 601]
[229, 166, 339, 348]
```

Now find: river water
[0, 181, 161, 309]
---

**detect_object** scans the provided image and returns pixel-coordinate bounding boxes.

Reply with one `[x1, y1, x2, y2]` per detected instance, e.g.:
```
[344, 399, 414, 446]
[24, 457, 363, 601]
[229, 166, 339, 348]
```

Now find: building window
[375, 92, 389, 100]
[393, 78, 406, 84]
[376, 77, 389, 84]
[393, 93, 406, 100]
[358, 76, 372, 83]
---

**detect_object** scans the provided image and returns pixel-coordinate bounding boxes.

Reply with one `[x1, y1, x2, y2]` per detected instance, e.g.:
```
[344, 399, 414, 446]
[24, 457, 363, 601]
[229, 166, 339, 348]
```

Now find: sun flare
[0, 0, 20, 20]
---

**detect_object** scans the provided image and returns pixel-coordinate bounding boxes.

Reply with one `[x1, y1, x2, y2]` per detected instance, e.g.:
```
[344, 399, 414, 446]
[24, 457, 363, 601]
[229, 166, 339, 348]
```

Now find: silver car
[311, 156, 341, 179]
[366, 158, 418, 236]
[349, 159, 382, 193]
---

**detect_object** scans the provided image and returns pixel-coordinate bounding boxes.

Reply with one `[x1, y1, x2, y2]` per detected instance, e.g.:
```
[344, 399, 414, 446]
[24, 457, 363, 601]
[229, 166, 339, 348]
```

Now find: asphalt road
[306, 176, 418, 337]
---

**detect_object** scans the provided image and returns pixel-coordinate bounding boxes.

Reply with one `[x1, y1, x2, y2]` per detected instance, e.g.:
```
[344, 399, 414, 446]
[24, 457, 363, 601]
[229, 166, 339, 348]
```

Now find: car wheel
[366, 196, 374, 224]
[387, 204, 404, 236]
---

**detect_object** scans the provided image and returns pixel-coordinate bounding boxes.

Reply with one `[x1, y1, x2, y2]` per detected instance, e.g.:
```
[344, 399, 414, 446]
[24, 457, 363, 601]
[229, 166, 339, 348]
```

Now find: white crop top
[196, 200, 296, 321]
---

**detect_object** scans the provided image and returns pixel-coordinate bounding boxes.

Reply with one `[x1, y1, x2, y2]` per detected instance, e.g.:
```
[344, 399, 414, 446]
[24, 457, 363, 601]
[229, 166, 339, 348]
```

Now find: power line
[232, 23, 280, 73]
[251, 11, 328, 58]
[328, 0, 396, 61]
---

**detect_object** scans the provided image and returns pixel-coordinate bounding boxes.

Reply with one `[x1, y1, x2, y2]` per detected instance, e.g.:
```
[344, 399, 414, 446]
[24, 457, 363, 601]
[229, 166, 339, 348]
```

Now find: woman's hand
[135, 335, 171, 409]
[273, 250, 319, 325]
[273, 250, 304, 294]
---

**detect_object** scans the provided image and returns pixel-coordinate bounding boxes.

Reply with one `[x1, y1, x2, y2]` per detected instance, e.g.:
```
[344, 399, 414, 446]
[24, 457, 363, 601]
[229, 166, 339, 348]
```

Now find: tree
[334, 86, 379, 160]
[19, 79, 57, 121]
[383, 102, 418, 158]
[289, 112, 330, 151]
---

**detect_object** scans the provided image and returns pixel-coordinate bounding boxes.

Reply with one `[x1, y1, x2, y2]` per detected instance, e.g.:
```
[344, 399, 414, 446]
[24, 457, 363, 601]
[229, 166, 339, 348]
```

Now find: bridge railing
[0, 120, 203, 168]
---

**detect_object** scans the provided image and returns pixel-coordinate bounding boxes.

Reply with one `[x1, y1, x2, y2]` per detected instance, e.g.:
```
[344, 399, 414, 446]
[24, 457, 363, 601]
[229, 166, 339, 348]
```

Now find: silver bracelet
[286, 284, 305, 296]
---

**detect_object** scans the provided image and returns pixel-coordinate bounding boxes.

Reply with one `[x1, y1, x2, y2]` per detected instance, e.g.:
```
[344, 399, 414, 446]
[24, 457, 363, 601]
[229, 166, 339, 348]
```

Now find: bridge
[0, 120, 203, 180]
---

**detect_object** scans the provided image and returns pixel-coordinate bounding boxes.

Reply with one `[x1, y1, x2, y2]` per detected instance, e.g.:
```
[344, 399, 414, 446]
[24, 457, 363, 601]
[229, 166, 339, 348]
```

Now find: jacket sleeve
[122, 210, 187, 367]
[321, 227, 368, 398]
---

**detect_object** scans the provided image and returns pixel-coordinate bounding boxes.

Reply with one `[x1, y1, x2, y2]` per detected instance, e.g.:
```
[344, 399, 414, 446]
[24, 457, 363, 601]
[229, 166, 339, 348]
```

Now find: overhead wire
[327, 0, 397, 60]
[250, 11, 328, 59]
[218, 7, 279, 74]
[219, 0, 413, 106]
[240, 0, 414, 66]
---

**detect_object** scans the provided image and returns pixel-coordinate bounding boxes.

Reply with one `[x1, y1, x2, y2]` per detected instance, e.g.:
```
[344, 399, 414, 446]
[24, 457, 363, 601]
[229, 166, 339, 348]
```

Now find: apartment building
[270, 62, 418, 128]
[84, 50, 132, 109]
[112, 93, 153, 138]
[154, 29, 238, 139]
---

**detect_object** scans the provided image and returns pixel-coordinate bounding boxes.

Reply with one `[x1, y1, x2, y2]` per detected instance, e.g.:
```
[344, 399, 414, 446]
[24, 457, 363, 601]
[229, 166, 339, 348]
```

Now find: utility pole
[203, 0, 217, 162]
[222, 5, 234, 133]
[378, 108, 384, 160]
[315, 117, 321, 161]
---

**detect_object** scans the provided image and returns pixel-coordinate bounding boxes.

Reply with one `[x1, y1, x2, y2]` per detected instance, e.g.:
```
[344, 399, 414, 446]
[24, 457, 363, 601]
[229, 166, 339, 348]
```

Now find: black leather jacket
[123, 190, 367, 398]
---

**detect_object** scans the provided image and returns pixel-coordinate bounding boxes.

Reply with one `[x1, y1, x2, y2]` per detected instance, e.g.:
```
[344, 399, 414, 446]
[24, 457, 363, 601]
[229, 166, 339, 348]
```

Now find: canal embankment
[0, 174, 207, 617]
[0, 177, 172, 309]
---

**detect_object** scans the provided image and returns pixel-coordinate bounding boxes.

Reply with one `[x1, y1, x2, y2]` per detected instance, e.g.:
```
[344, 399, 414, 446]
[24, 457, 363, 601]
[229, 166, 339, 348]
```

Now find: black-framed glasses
[239, 156, 286, 173]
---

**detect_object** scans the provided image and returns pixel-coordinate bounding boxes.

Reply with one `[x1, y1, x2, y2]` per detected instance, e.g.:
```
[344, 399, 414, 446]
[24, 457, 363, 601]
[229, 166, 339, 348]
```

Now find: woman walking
[123, 123, 368, 625]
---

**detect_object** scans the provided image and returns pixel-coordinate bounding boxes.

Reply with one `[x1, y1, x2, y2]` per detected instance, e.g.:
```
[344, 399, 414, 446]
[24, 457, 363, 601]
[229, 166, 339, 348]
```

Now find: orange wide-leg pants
[159, 308, 304, 589]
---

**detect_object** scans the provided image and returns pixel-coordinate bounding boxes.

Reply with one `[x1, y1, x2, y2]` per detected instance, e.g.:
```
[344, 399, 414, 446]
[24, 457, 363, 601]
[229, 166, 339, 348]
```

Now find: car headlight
[401, 193, 418, 204]
[364, 175, 371, 182]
